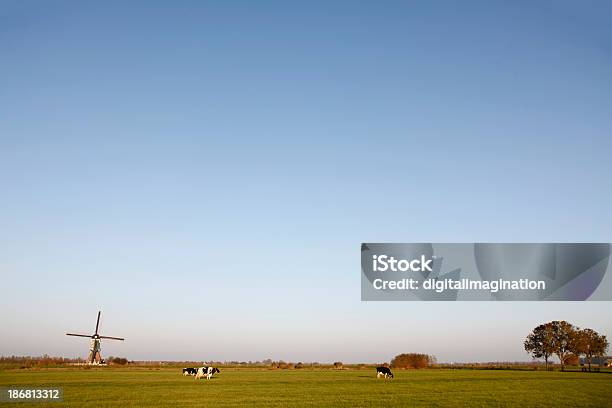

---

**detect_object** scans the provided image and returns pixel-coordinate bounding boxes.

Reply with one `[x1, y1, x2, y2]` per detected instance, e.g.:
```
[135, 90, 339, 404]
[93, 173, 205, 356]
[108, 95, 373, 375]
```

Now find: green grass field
[1, 367, 611, 407]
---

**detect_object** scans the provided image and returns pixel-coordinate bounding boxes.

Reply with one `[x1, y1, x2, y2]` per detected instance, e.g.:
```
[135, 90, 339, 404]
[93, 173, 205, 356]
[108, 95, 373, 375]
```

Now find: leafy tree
[524, 323, 555, 370]
[574, 328, 609, 372]
[390, 353, 432, 369]
[548, 321, 578, 371]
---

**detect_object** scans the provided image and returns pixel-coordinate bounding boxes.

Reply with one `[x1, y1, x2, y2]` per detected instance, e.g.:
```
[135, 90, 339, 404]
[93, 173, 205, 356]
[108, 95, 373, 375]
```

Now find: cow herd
[182, 366, 394, 381]
[182, 366, 220, 380]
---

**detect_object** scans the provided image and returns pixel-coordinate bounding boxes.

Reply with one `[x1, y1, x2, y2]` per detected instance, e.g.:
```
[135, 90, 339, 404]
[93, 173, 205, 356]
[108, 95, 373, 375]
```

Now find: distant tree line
[390, 353, 437, 369]
[0, 355, 84, 369]
[524, 321, 608, 371]
[107, 356, 129, 365]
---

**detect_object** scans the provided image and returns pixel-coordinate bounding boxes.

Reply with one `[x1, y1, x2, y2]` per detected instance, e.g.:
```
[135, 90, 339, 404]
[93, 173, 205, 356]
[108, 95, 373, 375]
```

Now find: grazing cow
[376, 366, 393, 379]
[195, 366, 220, 380]
[182, 367, 197, 376]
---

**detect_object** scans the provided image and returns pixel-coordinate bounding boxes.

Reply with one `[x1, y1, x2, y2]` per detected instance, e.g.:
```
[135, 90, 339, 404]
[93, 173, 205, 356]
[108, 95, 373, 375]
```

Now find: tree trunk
[587, 356, 591, 372]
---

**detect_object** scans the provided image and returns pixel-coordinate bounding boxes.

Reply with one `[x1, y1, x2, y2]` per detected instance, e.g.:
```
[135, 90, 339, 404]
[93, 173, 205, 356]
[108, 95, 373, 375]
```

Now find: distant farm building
[579, 356, 612, 367]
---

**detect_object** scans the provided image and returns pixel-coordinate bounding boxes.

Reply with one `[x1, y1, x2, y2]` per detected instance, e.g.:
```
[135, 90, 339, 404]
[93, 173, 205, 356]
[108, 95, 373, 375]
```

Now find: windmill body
[66, 311, 124, 365]
[89, 338, 102, 364]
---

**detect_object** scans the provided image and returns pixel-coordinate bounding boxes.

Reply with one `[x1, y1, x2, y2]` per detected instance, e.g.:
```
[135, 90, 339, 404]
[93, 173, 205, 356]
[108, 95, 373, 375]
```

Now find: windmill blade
[95, 311, 101, 335]
[66, 333, 92, 338]
[99, 335, 124, 341]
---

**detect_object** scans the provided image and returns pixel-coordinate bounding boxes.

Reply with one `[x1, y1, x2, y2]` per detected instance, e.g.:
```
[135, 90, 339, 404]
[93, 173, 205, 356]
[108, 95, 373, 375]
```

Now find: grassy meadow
[1, 367, 611, 407]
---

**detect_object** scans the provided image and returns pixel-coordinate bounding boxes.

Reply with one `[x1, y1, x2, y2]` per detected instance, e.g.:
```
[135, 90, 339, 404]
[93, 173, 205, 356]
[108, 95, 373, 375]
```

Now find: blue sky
[1, 0, 612, 363]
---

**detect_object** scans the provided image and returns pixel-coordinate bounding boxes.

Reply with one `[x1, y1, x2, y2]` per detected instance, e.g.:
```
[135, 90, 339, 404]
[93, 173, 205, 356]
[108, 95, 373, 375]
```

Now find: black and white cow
[182, 367, 197, 376]
[195, 366, 220, 380]
[376, 366, 393, 379]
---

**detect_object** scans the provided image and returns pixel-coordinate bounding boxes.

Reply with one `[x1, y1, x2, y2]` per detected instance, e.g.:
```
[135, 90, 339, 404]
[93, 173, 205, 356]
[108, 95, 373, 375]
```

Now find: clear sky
[1, 0, 611, 363]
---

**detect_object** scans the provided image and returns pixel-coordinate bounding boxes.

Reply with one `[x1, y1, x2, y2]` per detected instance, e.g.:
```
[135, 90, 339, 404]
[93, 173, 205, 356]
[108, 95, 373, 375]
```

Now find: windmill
[66, 311, 124, 364]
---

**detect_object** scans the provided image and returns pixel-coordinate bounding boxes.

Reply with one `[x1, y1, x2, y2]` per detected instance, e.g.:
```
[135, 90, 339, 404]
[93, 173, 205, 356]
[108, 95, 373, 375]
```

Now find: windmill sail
[66, 311, 125, 365]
